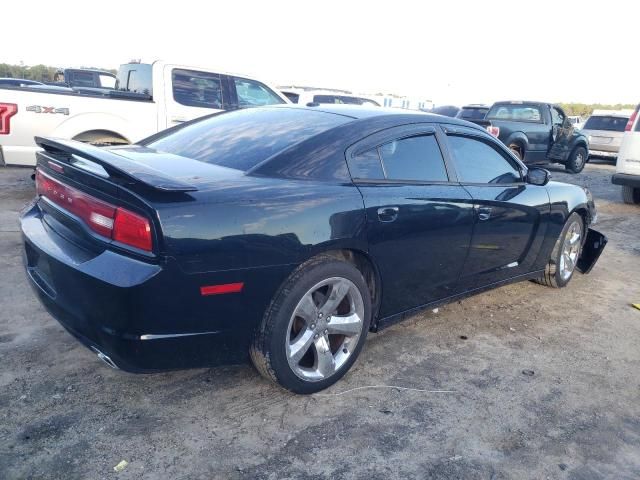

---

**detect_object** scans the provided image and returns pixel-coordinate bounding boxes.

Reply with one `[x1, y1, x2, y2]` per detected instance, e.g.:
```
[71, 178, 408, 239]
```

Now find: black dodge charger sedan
[21, 105, 606, 393]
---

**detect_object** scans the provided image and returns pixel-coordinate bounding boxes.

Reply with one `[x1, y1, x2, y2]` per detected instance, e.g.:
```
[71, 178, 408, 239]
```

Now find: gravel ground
[1, 160, 639, 480]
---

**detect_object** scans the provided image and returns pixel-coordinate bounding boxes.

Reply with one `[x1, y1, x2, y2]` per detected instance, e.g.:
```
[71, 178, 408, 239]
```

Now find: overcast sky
[5, 0, 637, 105]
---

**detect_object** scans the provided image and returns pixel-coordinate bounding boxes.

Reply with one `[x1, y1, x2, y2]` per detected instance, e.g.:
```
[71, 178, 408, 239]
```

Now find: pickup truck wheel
[508, 144, 523, 160]
[622, 185, 640, 204]
[565, 146, 587, 173]
[250, 255, 371, 394]
[73, 130, 129, 147]
[535, 213, 584, 288]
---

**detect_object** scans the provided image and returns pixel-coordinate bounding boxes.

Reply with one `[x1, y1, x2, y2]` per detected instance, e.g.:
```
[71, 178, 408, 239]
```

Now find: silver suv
[582, 110, 632, 160]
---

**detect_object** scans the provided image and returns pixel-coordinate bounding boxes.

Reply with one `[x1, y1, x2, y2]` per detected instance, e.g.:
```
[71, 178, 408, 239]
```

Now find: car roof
[264, 104, 484, 129]
[461, 104, 490, 109]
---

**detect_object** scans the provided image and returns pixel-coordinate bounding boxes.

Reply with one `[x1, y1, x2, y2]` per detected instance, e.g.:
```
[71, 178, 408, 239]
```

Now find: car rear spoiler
[35, 137, 198, 192]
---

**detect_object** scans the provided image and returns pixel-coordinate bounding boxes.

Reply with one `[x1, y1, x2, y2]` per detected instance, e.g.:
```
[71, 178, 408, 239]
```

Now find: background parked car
[0, 60, 289, 166]
[568, 115, 584, 129]
[430, 105, 460, 117]
[0, 78, 44, 88]
[455, 104, 490, 125]
[485, 101, 589, 173]
[612, 104, 640, 204]
[582, 110, 632, 161]
[279, 87, 380, 106]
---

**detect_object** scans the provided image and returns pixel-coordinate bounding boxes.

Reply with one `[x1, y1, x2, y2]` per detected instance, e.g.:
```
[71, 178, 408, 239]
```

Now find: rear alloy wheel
[250, 256, 371, 394]
[622, 185, 640, 204]
[565, 146, 587, 173]
[536, 213, 584, 288]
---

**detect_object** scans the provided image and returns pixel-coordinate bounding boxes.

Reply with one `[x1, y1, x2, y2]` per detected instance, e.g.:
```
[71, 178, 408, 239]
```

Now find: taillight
[487, 125, 500, 137]
[113, 208, 152, 251]
[625, 109, 638, 132]
[0, 103, 18, 135]
[35, 169, 152, 252]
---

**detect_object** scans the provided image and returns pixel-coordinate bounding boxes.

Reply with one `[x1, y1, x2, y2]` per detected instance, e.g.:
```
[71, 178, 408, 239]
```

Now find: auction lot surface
[1, 161, 639, 479]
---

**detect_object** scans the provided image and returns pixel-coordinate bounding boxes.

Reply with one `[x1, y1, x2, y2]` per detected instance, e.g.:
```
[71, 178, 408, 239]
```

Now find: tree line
[0, 63, 116, 82]
[558, 103, 636, 117]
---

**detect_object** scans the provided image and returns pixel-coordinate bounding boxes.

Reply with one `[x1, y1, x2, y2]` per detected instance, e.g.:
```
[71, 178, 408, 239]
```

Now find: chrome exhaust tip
[90, 347, 119, 370]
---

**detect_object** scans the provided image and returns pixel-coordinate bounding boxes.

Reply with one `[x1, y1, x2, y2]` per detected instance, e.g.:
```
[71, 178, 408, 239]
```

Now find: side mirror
[526, 167, 551, 186]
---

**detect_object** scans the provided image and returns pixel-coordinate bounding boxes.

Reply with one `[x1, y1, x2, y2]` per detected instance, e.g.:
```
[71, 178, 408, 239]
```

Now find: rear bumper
[612, 173, 640, 188]
[589, 149, 618, 158]
[21, 202, 292, 372]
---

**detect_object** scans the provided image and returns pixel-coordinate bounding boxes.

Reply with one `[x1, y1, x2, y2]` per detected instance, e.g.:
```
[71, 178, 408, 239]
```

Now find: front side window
[551, 106, 565, 126]
[487, 104, 542, 123]
[172, 69, 223, 109]
[99, 74, 116, 89]
[447, 135, 521, 184]
[378, 135, 448, 182]
[234, 78, 284, 107]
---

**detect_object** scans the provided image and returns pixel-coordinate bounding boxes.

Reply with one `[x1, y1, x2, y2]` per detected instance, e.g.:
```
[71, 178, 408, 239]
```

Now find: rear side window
[379, 135, 448, 182]
[487, 104, 542, 123]
[584, 116, 629, 132]
[234, 78, 285, 107]
[349, 149, 385, 179]
[172, 69, 223, 109]
[69, 71, 95, 87]
[447, 135, 521, 184]
[146, 107, 350, 171]
[349, 134, 448, 182]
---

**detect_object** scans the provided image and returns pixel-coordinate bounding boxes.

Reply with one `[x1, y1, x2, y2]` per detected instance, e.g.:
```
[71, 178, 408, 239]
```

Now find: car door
[441, 126, 550, 290]
[162, 66, 226, 129]
[347, 125, 475, 318]
[548, 105, 573, 159]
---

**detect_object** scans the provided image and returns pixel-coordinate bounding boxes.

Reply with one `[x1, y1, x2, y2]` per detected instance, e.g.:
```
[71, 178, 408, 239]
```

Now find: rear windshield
[458, 107, 489, 120]
[583, 115, 628, 132]
[487, 104, 542, 122]
[146, 107, 351, 171]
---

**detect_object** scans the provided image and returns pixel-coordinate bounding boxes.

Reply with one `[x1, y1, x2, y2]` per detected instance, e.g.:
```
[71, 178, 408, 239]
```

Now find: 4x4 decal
[26, 105, 69, 115]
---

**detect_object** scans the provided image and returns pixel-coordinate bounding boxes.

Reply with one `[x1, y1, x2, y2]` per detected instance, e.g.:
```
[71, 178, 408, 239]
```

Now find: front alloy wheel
[558, 220, 582, 281]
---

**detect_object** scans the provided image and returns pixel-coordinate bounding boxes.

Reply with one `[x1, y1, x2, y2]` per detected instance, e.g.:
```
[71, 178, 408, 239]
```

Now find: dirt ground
[1, 160, 639, 480]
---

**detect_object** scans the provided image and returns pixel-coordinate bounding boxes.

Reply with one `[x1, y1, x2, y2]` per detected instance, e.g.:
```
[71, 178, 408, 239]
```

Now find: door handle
[477, 206, 492, 221]
[377, 206, 399, 223]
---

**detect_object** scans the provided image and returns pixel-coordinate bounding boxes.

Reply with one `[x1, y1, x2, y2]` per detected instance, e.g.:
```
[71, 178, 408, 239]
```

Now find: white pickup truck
[0, 60, 289, 166]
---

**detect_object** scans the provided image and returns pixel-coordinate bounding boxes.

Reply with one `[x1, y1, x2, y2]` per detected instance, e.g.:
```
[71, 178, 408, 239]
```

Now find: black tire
[535, 213, 584, 288]
[250, 255, 371, 394]
[622, 185, 640, 204]
[565, 146, 588, 173]
[509, 144, 523, 160]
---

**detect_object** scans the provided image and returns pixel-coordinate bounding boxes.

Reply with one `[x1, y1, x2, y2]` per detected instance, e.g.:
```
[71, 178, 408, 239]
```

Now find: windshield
[146, 107, 351, 171]
[487, 104, 542, 122]
[583, 115, 628, 132]
[458, 107, 488, 120]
